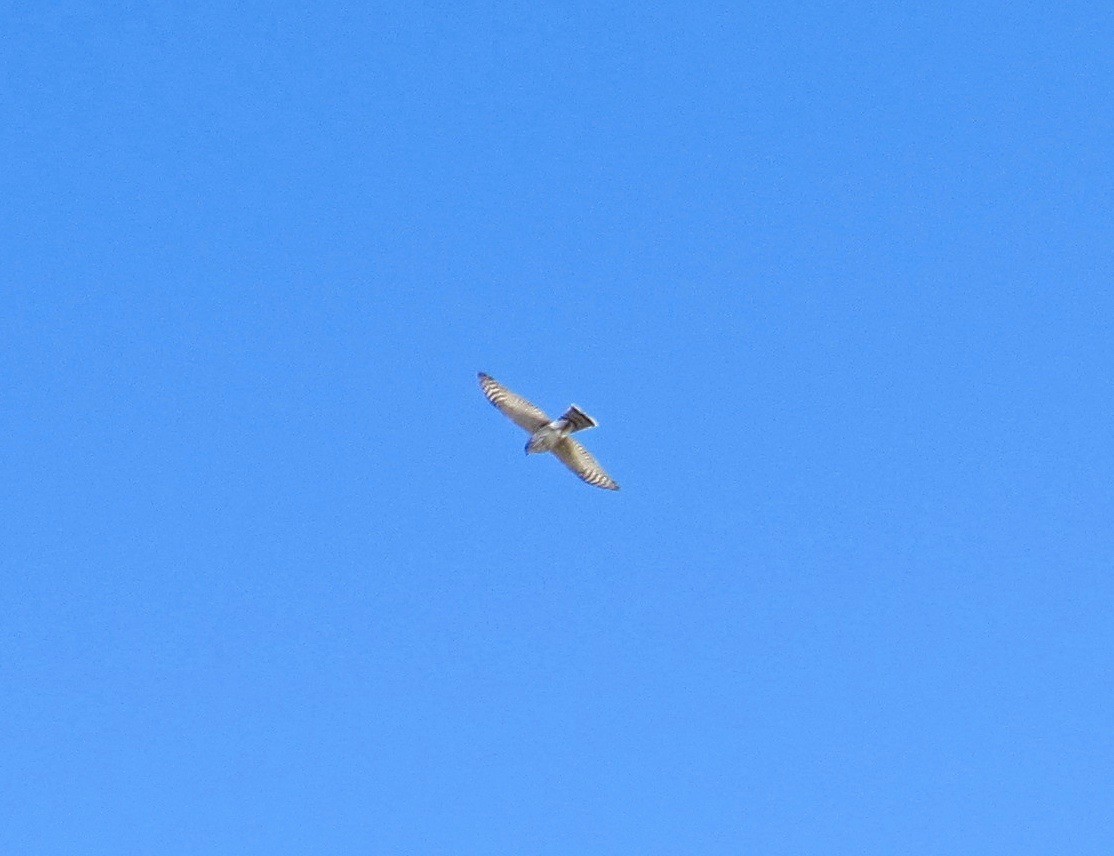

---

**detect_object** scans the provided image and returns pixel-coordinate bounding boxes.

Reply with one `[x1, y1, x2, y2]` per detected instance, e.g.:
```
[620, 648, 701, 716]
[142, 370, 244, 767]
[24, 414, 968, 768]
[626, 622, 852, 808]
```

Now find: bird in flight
[478, 372, 620, 491]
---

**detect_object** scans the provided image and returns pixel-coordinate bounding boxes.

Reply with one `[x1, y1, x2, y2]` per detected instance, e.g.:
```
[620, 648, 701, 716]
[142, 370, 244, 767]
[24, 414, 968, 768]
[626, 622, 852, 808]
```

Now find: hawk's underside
[478, 372, 619, 491]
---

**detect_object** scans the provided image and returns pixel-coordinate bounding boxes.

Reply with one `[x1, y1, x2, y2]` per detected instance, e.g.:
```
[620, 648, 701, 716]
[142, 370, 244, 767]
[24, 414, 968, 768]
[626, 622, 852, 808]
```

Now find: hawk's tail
[559, 405, 598, 433]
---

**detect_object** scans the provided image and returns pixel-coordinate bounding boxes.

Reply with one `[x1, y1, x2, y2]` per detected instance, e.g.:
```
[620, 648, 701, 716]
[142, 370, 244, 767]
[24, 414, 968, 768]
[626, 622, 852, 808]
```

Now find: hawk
[478, 372, 620, 491]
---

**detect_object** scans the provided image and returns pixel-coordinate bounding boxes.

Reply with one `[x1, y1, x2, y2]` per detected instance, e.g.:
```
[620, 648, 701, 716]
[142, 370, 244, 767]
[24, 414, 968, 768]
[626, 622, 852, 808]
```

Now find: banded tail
[559, 405, 598, 434]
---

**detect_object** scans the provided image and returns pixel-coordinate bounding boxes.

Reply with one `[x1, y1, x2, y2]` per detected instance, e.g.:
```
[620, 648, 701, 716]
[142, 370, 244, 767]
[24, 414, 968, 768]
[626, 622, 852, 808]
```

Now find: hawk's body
[478, 373, 619, 491]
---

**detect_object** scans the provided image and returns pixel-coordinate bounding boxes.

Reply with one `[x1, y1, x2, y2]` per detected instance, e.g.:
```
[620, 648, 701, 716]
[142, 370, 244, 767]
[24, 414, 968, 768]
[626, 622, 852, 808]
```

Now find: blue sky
[3, 2, 1112, 853]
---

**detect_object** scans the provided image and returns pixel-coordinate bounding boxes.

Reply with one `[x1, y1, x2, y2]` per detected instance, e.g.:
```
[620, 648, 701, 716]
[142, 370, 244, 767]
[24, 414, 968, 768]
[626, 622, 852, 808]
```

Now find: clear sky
[3, 2, 1112, 853]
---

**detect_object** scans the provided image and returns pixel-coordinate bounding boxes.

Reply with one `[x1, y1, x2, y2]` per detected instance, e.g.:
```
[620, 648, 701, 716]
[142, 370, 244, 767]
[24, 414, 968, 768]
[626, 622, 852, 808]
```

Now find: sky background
[3, 2, 1112, 853]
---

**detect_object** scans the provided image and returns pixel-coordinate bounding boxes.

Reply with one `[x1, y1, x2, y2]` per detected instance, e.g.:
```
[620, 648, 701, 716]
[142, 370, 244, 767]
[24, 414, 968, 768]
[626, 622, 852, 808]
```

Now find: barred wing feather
[478, 373, 550, 432]
[552, 437, 620, 491]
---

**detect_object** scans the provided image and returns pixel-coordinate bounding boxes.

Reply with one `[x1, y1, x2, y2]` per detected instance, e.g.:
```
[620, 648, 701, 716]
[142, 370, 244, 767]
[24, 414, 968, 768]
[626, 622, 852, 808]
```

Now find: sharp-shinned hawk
[478, 372, 620, 491]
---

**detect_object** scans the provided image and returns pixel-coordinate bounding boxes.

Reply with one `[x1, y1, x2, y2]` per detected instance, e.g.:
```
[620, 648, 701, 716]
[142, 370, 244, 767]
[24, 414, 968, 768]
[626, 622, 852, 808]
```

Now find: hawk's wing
[478, 373, 550, 432]
[552, 437, 620, 491]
